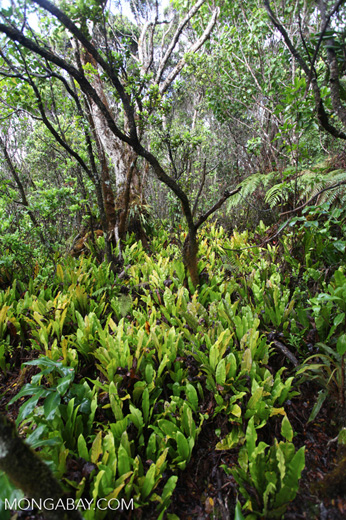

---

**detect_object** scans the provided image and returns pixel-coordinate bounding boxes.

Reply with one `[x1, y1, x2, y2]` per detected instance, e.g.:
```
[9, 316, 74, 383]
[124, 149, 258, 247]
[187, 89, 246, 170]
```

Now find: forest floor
[1, 350, 346, 520]
[167, 376, 346, 520]
[1, 221, 346, 519]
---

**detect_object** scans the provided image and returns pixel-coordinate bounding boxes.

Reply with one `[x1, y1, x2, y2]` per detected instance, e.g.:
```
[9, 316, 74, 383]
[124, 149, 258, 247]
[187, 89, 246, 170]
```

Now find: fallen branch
[271, 339, 298, 367]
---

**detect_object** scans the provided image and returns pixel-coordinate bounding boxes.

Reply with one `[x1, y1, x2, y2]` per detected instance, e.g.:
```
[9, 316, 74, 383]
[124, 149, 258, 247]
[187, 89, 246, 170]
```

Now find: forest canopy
[1, 0, 346, 519]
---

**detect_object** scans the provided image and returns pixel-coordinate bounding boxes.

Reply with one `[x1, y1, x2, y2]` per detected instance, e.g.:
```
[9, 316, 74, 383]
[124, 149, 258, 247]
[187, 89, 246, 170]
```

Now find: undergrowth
[0, 212, 346, 519]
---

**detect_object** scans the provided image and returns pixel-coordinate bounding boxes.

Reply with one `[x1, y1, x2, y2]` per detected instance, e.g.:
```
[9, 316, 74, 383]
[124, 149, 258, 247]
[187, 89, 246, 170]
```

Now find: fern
[228, 157, 346, 213]
[228, 171, 279, 210]
[315, 170, 346, 205]
[265, 182, 291, 208]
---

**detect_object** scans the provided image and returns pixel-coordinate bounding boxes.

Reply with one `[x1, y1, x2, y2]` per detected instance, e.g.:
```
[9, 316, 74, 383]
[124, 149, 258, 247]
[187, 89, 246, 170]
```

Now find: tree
[0, 0, 242, 286]
[263, 0, 346, 140]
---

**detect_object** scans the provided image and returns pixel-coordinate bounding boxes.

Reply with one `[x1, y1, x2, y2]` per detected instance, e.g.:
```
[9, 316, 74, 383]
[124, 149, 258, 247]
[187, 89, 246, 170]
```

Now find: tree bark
[0, 413, 83, 520]
[182, 226, 199, 288]
[80, 48, 143, 245]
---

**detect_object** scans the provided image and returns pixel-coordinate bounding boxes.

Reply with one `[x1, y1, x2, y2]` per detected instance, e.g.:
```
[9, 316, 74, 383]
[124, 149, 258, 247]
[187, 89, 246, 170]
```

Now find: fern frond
[318, 170, 346, 205]
[265, 181, 292, 208]
[227, 157, 346, 214]
[228, 171, 279, 209]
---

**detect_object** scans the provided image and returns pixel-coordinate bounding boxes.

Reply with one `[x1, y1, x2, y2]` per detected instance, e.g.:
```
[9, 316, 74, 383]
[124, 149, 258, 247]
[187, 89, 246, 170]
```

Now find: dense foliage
[1, 0, 346, 519]
[1, 217, 346, 518]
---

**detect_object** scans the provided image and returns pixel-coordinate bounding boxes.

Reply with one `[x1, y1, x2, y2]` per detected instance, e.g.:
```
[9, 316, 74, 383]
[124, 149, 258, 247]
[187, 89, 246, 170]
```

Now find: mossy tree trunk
[0, 413, 83, 520]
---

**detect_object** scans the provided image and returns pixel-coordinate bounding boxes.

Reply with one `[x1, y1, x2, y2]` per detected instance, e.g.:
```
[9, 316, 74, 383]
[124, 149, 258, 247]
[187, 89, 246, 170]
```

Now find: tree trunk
[0, 413, 82, 520]
[80, 49, 144, 247]
[183, 227, 199, 288]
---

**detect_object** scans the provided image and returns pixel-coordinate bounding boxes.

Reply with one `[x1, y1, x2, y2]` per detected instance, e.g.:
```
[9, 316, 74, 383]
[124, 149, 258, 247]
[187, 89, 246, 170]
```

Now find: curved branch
[195, 186, 241, 230]
[280, 179, 346, 216]
[31, 0, 139, 142]
[0, 22, 133, 146]
[155, 0, 206, 85]
[159, 7, 220, 95]
[136, 143, 195, 230]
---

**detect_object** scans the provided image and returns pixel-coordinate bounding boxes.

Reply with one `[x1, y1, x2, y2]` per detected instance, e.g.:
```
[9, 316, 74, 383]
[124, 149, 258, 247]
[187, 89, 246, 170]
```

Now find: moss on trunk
[0, 413, 82, 520]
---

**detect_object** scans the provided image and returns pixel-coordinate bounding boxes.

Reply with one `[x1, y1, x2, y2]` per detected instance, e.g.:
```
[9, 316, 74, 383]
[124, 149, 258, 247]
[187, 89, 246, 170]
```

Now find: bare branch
[155, 0, 206, 85]
[159, 7, 219, 95]
[138, 20, 151, 65]
[271, 338, 299, 366]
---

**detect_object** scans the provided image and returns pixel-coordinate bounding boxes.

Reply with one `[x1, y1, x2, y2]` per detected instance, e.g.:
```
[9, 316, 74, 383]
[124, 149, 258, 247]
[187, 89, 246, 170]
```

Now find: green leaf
[281, 416, 293, 442]
[43, 391, 61, 421]
[159, 475, 178, 510]
[141, 463, 156, 499]
[176, 431, 190, 460]
[142, 387, 150, 423]
[216, 427, 244, 450]
[16, 389, 46, 425]
[181, 403, 195, 438]
[146, 432, 157, 460]
[145, 364, 154, 384]
[241, 348, 252, 372]
[118, 444, 131, 475]
[308, 389, 328, 422]
[129, 404, 144, 431]
[209, 344, 219, 371]
[337, 334, 346, 355]
[25, 425, 46, 447]
[185, 383, 198, 412]
[8, 384, 45, 405]
[78, 434, 89, 461]
[91, 431, 103, 464]
[246, 417, 257, 457]
[56, 373, 74, 395]
[274, 446, 305, 506]
[246, 386, 264, 410]
[227, 352, 237, 379]
[334, 313, 345, 327]
[216, 358, 226, 385]
[158, 419, 179, 438]
[234, 502, 245, 520]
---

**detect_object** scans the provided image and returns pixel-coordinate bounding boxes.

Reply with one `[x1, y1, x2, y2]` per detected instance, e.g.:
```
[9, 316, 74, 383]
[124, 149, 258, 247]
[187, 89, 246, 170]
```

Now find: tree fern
[313, 170, 346, 205]
[228, 171, 280, 210]
[228, 157, 346, 213]
[265, 181, 291, 208]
